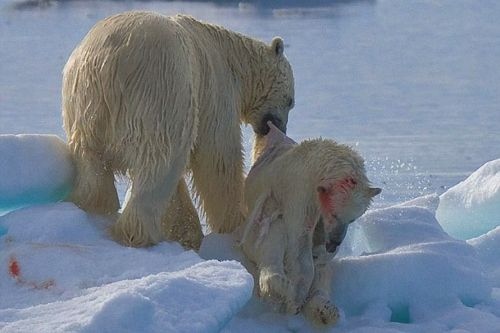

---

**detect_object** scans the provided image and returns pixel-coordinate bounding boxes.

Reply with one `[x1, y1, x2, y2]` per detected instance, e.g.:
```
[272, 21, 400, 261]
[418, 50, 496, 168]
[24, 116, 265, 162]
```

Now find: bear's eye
[287, 97, 294, 108]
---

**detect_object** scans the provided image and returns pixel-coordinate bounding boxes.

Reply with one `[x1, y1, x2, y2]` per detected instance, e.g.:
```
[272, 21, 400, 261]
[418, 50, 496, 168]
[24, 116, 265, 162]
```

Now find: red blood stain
[318, 177, 359, 217]
[318, 188, 334, 214]
[8, 257, 21, 279]
[7, 255, 55, 290]
[337, 177, 357, 192]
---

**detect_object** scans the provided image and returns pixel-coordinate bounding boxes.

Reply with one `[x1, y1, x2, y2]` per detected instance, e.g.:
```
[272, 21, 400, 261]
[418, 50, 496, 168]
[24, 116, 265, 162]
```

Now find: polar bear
[62, 11, 294, 248]
[240, 122, 380, 325]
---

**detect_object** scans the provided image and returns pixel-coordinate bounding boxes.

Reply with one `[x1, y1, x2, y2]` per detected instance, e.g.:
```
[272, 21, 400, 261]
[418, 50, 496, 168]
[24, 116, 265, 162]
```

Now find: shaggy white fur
[241, 123, 380, 326]
[62, 11, 294, 247]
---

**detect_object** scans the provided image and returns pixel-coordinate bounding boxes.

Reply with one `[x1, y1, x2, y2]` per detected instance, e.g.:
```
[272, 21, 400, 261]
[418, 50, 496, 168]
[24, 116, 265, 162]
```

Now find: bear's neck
[179, 16, 268, 118]
[205, 26, 269, 115]
[223, 35, 270, 117]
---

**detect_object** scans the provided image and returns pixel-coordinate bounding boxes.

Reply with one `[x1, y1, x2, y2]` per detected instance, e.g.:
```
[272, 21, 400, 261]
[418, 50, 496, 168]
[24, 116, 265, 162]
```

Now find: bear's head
[244, 37, 295, 139]
[314, 146, 381, 252]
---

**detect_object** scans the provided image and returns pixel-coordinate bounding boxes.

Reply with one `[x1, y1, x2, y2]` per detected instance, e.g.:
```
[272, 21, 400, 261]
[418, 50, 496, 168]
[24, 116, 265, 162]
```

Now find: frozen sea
[1, 0, 500, 332]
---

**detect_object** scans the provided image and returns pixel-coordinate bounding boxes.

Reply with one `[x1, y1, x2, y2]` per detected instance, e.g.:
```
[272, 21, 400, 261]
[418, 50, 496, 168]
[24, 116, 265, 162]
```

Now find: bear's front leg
[303, 292, 339, 326]
[290, 234, 315, 309]
[190, 123, 245, 233]
[302, 244, 339, 326]
[259, 267, 298, 314]
[255, 220, 299, 313]
[279, 210, 316, 311]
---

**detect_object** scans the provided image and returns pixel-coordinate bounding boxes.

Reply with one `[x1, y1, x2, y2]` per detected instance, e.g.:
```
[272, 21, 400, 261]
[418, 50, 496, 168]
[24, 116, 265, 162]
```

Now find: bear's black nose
[258, 113, 286, 135]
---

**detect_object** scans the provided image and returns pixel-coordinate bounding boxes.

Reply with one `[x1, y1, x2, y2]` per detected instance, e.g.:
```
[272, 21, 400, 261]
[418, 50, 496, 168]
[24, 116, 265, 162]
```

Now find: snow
[468, 227, 500, 288]
[0, 134, 74, 213]
[330, 197, 493, 328]
[0, 203, 253, 333]
[1, 261, 252, 333]
[436, 159, 500, 240]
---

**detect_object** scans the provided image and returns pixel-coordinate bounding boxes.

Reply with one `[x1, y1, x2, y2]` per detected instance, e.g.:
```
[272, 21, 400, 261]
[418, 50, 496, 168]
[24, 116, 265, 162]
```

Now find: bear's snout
[258, 113, 286, 135]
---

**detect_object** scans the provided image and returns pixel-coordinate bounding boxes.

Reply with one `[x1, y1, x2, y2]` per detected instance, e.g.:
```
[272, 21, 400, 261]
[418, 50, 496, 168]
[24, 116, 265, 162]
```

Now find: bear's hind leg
[69, 152, 119, 216]
[111, 150, 188, 247]
[162, 178, 203, 250]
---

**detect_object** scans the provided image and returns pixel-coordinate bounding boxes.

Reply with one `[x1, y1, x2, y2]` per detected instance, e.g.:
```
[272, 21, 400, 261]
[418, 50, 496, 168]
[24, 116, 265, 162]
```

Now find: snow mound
[468, 226, 500, 288]
[333, 195, 491, 323]
[436, 159, 500, 240]
[0, 135, 74, 211]
[199, 232, 246, 263]
[0, 203, 253, 332]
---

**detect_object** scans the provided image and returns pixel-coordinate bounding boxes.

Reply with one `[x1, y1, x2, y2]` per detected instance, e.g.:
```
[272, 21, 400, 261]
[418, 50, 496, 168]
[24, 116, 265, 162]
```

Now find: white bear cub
[240, 122, 380, 326]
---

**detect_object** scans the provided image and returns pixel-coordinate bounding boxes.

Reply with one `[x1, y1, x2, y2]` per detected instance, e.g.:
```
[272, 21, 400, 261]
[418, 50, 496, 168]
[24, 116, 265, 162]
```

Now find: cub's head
[314, 144, 381, 252]
[244, 37, 295, 139]
[317, 176, 381, 253]
[317, 177, 381, 226]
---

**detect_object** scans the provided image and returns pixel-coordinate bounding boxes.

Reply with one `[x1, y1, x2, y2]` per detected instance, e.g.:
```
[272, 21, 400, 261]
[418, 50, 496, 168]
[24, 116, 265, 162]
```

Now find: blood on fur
[318, 177, 358, 220]
[317, 186, 334, 215]
[336, 177, 357, 192]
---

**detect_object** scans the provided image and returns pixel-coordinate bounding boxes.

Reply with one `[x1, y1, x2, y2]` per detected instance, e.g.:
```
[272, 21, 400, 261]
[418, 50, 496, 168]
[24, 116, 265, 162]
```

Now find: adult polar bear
[62, 11, 295, 248]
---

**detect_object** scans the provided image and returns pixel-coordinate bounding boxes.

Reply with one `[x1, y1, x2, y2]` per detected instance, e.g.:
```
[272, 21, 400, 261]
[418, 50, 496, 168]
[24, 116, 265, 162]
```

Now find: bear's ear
[271, 37, 284, 56]
[368, 187, 382, 198]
